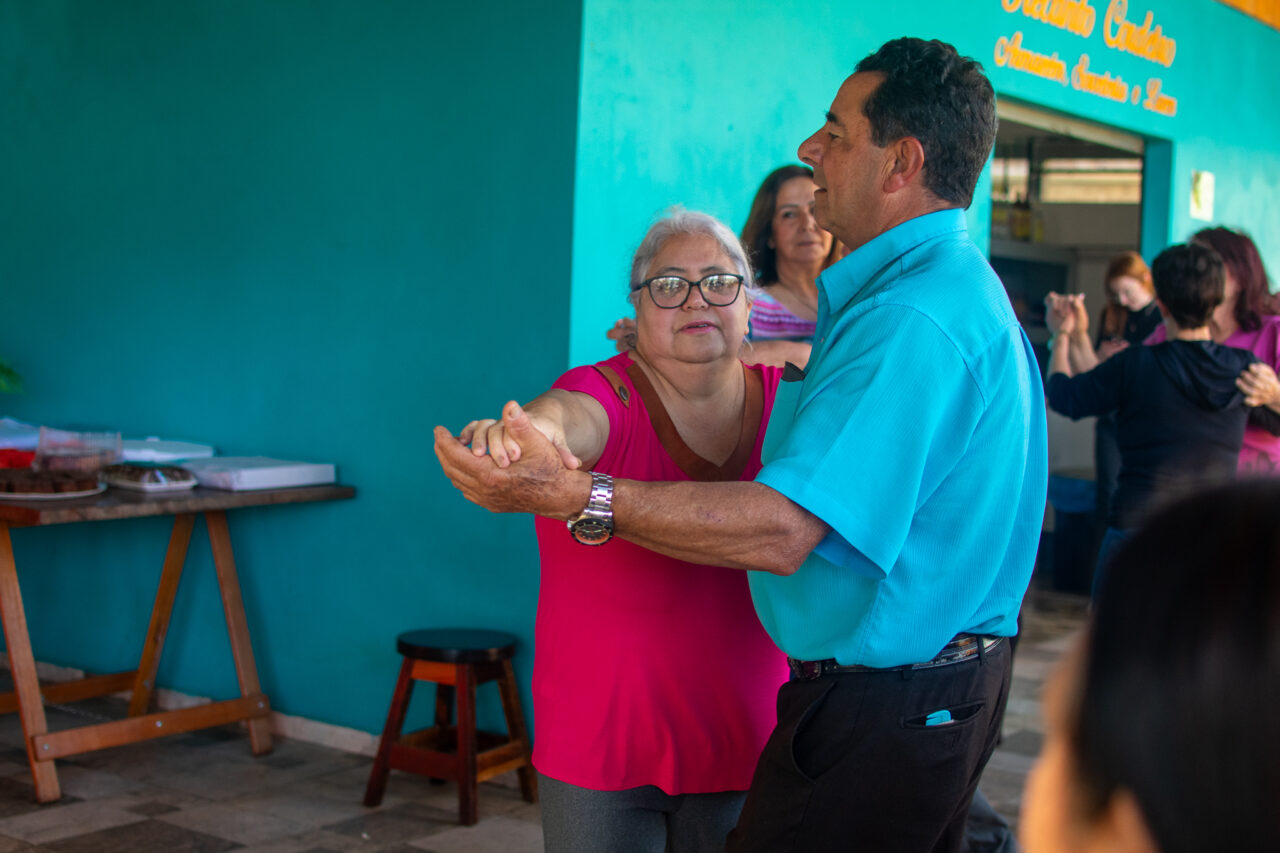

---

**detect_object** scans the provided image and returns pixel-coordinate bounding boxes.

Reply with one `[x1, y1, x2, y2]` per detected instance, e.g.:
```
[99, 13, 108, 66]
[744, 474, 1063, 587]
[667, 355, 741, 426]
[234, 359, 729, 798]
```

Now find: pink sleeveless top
[531, 352, 788, 793]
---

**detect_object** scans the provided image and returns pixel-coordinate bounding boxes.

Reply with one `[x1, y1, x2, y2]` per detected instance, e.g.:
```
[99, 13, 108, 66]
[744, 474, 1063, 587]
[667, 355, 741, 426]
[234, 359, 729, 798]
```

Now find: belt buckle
[795, 660, 824, 681]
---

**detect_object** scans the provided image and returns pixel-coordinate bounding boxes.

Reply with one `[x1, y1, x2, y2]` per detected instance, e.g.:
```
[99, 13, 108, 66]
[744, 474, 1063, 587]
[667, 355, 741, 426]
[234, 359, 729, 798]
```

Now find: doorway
[988, 102, 1148, 595]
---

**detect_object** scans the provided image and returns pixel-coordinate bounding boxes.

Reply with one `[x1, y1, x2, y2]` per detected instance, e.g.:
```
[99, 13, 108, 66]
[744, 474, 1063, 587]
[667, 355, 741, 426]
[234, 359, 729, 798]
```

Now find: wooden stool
[363, 628, 537, 825]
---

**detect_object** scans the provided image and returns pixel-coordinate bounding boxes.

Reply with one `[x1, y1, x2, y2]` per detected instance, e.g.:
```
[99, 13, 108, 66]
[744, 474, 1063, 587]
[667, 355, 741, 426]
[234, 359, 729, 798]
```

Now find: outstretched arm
[434, 402, 828, 574]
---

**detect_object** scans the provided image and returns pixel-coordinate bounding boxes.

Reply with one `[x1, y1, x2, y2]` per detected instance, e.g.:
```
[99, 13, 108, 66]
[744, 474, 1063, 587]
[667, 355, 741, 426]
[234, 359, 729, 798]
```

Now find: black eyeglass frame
[630, 273, 746, 309]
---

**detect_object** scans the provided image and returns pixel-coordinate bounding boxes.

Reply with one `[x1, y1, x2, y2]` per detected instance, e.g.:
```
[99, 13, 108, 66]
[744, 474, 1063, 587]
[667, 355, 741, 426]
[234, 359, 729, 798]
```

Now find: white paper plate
[0, 483, 106, 501]
[103, 477, 197, 493]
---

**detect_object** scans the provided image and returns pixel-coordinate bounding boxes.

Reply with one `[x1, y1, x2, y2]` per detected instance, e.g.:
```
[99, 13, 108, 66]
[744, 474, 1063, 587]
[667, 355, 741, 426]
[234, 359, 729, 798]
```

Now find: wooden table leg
[0, 524, 59, 801]
[128, 513, 195, 717]
[204, 511, 272, 755]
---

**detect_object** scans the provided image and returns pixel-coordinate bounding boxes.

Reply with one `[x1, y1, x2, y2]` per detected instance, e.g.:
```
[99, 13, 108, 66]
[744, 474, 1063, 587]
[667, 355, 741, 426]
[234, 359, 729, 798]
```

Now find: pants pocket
[901, 700, 986, 730]
[787, 681, 840, 783]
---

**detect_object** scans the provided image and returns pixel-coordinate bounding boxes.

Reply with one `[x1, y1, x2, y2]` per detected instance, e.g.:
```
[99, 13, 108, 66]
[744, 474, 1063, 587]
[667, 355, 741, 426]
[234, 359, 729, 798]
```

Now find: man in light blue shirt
[436, 37, 1047, 853]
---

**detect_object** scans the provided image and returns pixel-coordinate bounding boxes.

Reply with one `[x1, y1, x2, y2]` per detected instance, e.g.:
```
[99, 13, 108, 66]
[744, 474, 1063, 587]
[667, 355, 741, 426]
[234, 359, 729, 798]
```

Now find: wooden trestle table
[0, 483, 355, 802]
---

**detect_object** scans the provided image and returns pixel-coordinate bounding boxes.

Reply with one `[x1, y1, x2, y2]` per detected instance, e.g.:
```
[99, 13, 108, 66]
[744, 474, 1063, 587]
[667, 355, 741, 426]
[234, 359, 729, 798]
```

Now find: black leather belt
[788, 635, 1003, 681]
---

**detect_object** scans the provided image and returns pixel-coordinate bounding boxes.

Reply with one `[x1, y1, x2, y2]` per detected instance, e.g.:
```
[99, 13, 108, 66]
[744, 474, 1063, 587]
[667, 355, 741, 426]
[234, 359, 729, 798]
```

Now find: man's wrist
[555, 468, 595, 521]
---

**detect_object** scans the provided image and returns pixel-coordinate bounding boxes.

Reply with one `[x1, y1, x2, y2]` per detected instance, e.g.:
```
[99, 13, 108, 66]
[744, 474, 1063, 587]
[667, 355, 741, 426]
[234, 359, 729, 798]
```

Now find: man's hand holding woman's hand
[434, 402, 590, 519]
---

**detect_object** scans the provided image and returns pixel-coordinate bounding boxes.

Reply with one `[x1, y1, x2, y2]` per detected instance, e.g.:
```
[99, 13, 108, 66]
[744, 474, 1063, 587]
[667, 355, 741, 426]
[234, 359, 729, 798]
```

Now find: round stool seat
[396, 629, 518, 664]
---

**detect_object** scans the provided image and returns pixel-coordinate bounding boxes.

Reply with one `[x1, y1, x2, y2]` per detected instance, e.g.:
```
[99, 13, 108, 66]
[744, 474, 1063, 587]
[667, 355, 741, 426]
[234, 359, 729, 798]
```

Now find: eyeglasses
[632, 274, 744, 309]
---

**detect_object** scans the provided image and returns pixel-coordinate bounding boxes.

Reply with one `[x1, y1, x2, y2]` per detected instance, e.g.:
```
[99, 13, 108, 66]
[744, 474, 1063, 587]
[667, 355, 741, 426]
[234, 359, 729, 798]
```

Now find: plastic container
[33, 427, 122, 474]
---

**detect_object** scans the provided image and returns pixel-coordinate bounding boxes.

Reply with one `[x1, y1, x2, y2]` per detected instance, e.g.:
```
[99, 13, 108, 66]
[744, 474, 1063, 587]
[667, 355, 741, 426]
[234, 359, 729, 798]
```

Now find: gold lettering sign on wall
[994, 0, 1178, 116]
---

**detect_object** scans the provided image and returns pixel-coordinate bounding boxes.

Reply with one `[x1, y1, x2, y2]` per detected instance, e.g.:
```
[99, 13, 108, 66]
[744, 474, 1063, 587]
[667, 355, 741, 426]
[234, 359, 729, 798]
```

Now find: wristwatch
[567, 471, 614, 545]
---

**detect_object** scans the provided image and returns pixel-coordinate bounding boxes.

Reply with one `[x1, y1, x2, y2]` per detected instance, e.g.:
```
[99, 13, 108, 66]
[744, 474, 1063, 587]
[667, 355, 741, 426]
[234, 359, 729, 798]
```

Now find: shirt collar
[819, 208, 969, 314]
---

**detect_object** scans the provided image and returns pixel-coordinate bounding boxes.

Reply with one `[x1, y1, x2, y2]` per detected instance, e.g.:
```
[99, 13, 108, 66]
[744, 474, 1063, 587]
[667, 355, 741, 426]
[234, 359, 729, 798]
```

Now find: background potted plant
[0, 359, 20, 393]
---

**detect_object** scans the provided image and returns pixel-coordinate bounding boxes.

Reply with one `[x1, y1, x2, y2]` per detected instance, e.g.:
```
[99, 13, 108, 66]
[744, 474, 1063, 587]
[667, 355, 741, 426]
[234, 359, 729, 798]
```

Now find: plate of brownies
[0, 469, 105, 500]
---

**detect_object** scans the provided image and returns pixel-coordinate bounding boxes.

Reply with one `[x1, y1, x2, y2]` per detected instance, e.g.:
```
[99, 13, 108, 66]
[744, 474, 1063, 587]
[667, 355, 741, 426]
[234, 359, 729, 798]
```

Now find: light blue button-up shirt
[751, 208, 1048, 667]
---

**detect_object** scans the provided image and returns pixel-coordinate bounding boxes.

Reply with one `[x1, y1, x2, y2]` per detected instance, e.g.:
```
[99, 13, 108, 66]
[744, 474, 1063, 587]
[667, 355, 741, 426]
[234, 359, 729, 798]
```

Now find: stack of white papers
[180, 457, 336, 491]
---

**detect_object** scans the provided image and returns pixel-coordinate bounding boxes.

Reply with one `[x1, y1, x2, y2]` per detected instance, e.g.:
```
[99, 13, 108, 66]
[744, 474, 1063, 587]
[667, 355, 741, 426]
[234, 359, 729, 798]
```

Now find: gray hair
[628, 208, 757, 305]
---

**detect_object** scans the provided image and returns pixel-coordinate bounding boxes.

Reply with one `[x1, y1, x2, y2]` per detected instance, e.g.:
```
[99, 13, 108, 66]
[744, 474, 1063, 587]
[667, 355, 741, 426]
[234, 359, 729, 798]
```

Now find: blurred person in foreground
[437, 37, 1045, 852]
[1020, 479, 1280, 852]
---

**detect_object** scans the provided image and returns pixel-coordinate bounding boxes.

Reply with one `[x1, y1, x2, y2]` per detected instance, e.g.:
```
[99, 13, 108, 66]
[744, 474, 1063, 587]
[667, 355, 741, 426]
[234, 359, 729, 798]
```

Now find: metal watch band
[583, 471, 613, 514]
[566, 471, 614, 545]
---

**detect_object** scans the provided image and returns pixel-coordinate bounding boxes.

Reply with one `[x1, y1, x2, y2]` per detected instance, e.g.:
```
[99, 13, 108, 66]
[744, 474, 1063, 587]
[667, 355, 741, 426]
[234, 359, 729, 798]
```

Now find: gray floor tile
[407, 815, 543, 852]
[37, 818, 241, 852]
[324, 800, 456, 847]
[0, 799, 145, 845]
[997, 728, 1044, 757]
[50, 765, 150, 801]
[0, 834, 30, 853]
[159, 801, 311, 846]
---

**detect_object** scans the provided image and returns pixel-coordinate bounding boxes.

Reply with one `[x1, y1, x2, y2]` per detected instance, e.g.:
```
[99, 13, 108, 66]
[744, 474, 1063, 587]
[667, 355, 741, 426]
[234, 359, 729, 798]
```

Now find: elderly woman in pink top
[454, 209, 788, 852]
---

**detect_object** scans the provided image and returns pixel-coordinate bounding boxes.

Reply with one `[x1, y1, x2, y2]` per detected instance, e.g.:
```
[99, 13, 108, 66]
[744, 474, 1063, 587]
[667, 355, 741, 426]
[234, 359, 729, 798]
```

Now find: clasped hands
[1044, 292, 1089, 339]
[433, 402, 590, 520]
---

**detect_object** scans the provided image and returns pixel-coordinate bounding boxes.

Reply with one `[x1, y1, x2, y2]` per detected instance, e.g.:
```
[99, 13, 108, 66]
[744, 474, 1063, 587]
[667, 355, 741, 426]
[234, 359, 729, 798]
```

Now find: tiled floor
[0, 587, 1085, 851]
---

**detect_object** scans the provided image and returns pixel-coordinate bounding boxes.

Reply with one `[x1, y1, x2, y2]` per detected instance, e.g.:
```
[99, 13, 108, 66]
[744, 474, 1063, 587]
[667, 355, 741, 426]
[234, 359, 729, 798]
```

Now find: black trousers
[726, 639, 1012, 853]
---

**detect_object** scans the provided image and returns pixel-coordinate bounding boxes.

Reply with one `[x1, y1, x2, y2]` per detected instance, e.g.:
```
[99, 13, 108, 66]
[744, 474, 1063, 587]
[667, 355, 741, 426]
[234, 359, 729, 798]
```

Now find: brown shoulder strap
[726, 364, 765, 478]
[591, 363, 631, 408]
[624, 360, 764, 482]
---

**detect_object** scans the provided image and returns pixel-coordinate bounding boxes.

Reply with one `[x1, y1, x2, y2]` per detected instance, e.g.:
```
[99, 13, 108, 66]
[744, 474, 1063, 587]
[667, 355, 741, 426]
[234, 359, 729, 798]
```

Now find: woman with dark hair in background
[607, 165, 842, 369]
[736, 164, 842, 368]
[1180, 226, 1280, 472]
[1020, 479, 1280, 852]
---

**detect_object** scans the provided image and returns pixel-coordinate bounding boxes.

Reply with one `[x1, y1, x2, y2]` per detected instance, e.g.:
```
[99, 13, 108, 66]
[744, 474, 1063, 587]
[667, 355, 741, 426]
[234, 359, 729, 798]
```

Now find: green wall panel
[0, 0, 581, 734]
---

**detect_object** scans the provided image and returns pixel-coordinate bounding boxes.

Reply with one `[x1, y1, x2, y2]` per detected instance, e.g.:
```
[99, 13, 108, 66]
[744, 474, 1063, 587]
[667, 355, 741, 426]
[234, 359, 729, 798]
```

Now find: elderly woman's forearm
[611, 479, 827, 574]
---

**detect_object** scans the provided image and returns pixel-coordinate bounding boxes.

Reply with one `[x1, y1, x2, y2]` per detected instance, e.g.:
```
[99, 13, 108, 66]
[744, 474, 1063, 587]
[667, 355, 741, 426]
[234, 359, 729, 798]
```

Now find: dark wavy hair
[1071, 480, 1280, 852]
[1150, 243, 1224, 329]
[854, 38, 997, 208]
[1192, 226, 1277, 332]
[738, 165, 841, 286]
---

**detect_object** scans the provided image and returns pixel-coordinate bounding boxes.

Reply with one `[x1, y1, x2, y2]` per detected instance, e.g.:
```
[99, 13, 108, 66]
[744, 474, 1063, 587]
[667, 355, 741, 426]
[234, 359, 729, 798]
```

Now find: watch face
[571, 518, 612, 545]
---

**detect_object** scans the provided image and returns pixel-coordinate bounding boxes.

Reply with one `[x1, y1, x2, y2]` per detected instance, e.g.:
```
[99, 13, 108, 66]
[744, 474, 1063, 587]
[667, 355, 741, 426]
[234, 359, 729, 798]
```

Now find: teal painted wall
[0, 1, 581, 734]
[571, 1, 1280, 364]
[3, 0, 1278, 747]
